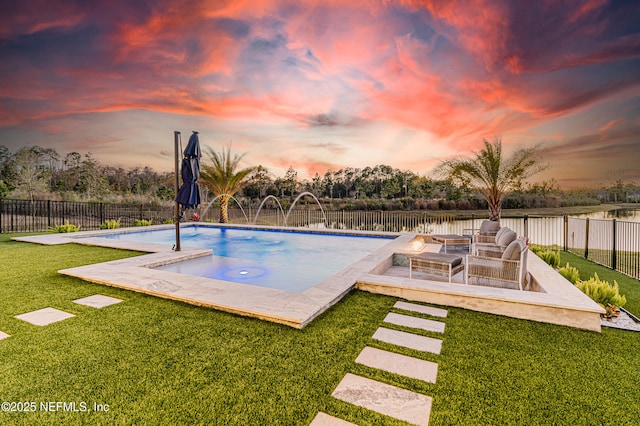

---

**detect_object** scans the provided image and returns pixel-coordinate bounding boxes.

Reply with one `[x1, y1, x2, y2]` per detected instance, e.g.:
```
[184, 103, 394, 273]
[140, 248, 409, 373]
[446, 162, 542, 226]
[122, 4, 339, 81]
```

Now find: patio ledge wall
[357, 248, 605, 332]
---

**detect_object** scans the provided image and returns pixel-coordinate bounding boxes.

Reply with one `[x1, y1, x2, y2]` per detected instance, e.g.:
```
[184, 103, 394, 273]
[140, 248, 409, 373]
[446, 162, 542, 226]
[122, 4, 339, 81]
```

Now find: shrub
[537, 249, 560, 269]
[558, 263, 580, 284]
[162, 218, 174, 224]
[100, 219, 121, 230]
[52, 220, 81, 233]
[134, 219, 153, 226]
[576, 273, 626, 312]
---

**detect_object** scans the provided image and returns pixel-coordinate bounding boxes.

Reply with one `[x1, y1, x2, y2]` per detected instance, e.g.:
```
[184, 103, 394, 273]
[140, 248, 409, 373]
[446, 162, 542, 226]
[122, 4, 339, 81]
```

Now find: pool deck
[14, 224, 605, 331]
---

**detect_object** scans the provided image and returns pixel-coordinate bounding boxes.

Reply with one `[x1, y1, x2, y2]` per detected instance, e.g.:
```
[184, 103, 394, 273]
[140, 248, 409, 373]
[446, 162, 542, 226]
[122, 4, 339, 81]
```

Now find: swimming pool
[98, 226, 392, 292]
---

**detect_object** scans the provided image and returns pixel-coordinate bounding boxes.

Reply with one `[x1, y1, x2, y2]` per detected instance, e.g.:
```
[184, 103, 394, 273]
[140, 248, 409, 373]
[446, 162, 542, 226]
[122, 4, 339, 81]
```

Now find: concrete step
[394, 301, 448, 318]
[384, 312, 445, 333]
[332, 373, 432, 426]
[356, 346, 438, 384]
[309, 412, 357, 426]
[15, 307, 75, 326]
[372, 327, 442, 354]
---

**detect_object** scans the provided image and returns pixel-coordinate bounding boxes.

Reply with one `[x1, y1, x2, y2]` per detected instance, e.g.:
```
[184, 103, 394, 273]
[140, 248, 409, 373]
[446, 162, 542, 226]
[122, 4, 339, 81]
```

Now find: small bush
[558, 263, 580, 284]
[162, 218, 174, 224]
[100, 218, 121, 229]
[134, 219, 153, 226]
[537, 249, 560, 268]
[52, 220, 81, 233]
[576, 273, 626, 311]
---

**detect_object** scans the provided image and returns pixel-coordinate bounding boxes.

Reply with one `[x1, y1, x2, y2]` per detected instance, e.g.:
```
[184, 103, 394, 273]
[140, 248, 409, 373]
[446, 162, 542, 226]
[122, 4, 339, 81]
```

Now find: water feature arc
[201, 194, 250, 224]
[253, 195, 286, 225]
[285, 192, 327, 227]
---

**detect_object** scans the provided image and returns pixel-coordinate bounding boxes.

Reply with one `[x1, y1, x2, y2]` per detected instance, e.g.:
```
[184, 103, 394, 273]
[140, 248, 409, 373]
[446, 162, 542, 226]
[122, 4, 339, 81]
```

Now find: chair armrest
[474, 235, 496, 244]
[466, 255, 522, 283]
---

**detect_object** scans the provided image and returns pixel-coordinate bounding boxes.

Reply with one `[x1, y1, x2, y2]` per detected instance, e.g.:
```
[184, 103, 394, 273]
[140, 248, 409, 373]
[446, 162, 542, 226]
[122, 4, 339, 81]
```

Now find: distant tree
[310, 173, 323, 196]
[200, 147, 257, 223]
[12, 147, 51, 201]
[78, 153, 110, 199]
[438, 138, 546, 221]
[278, 166, 298, 196]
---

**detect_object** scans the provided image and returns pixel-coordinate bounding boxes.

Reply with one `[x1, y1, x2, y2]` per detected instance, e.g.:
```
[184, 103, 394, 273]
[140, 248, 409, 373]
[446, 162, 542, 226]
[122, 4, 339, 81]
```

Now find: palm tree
[439, 138, 546, 221]
[199, 147, 257, 223]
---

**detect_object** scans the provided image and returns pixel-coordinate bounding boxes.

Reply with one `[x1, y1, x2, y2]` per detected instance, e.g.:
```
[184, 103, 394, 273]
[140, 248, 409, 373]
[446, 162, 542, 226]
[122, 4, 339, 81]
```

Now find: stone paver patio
[0, 331, 10, 340]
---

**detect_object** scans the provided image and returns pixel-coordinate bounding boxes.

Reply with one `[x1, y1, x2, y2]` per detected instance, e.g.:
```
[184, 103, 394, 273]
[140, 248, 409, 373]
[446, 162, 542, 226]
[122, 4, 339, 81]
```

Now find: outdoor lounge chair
[464, 219, 500, 243]
[471, 227, 517, 258]
[465, 238, 528, 290]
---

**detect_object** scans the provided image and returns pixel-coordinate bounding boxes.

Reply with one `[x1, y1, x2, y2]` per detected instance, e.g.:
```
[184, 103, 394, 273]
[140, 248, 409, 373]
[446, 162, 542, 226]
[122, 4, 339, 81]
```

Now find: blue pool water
[98, 226, 392, 292]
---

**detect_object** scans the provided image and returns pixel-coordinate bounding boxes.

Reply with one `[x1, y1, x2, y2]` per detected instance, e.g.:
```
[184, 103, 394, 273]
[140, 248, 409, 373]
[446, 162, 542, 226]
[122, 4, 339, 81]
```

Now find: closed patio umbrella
[174, 131, 201, 251]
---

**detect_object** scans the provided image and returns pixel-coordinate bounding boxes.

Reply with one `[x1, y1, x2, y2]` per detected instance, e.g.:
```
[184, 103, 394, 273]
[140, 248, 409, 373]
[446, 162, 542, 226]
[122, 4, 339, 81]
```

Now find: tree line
[0, 145, 173, 203]
[1, 144, 637, 211]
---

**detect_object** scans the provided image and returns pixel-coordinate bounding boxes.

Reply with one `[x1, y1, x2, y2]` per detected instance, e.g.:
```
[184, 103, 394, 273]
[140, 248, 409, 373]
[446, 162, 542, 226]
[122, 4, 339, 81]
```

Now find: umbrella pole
[174, 131, 181, 251]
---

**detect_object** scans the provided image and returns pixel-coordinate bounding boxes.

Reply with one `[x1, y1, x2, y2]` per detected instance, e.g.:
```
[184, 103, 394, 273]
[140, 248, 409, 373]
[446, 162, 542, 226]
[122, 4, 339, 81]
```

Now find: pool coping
[13, 224, 605, 331]
[14, 223, 404, 328]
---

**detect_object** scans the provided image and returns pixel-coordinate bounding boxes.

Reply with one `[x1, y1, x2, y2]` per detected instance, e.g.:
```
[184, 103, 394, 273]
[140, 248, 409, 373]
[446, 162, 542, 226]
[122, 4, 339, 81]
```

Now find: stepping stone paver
[394, 301, 447, 318]
[309, 412, 357, 426]
[73, 294, 123, 308]
[356, 346, 438, 384]
[384, 312, 445, 333]
[332, 373, 432, 426]
[15, 307, 75, 326]
[0, 331, 10, 340]
[373, 327, 442, 354]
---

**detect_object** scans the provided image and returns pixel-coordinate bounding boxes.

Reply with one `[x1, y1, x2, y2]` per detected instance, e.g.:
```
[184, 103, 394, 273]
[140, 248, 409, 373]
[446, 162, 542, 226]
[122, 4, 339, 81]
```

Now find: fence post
[100, 202, 104, 224]
[523, 214, 528, 239]
[563, 215, 568, 251]
[612, 219, 617, 271]
[584, 218, 590, 259]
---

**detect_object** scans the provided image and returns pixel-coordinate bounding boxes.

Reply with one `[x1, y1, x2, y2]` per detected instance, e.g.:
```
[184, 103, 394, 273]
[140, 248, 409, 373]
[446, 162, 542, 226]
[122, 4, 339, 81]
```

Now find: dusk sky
[1, 0, 639, 188]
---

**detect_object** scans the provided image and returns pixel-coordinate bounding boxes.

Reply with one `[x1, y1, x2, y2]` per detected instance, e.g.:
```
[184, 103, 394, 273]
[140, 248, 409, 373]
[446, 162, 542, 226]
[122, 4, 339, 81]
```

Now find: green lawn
[1, 234, 638, 425]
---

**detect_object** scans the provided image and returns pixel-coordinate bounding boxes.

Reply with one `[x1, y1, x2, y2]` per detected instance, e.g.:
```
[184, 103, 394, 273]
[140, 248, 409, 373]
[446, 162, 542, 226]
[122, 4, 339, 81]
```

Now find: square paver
[384, 312, 445, 333]
[373, 327, 442, 354]
[15, 308, 75, 326]
[0, 331, 10, 340]
[356, 346, 438, 384]
[332, 373, 432, 426]
[73, 294, 123, 309]
[309, 412, 357, 426]
[394, 301, 448, 318]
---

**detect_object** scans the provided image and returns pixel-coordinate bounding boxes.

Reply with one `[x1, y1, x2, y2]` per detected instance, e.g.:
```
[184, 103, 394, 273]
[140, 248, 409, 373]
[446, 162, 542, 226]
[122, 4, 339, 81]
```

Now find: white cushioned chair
[465, 238, 528, 290]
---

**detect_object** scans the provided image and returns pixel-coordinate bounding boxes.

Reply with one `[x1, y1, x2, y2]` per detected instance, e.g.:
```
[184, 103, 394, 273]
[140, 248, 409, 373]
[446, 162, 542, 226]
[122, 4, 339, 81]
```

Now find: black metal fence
[0, 199, 173, 233]
[2, 199, 638, 280]
[566, 217, 640, 279]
